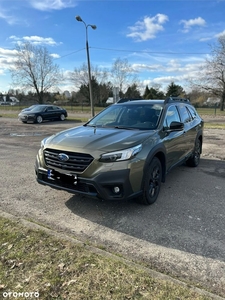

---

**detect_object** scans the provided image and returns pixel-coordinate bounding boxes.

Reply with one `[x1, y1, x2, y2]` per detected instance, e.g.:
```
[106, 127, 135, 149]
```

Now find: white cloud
[0, 47, 18, 57]
[199, 30, 225, 42]
[0, 48, 18, 74]
[199, 37, 212, 42]
[132, 58, 203, 75]
[142, 74, 193, 93]
[0, 57, 15, 69]
[0, 1, 77, 26]
[132, 63, 160, 72]
[215, 30, 225, 38]
[50, 53, 60, 58]
[127, 14, 169, 42]
[166, 59, 181, 69]
[28, 0, 77, 11]
[9, 35, 58, 46]
[180, 17, 206, 33]
[23, 36, 57, 45]
[132, 57, 205, 92]
[0, 10, 18, 25]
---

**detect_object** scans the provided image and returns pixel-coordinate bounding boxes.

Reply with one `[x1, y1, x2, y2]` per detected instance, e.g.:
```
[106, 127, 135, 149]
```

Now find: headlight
[100, 144, 142, 162]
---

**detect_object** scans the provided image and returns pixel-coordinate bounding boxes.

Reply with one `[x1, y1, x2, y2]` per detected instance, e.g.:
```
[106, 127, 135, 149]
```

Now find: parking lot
[0, 117, 225, 296]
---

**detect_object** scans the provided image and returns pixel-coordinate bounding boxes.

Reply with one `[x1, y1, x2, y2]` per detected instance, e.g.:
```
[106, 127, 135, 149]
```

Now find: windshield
[87, 103, 163, 130]
[29, 105, 47, 112]
[26, 105, 37, 110]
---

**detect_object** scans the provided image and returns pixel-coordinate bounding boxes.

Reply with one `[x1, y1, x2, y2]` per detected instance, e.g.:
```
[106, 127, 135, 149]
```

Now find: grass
[204, 123, 225, 129]
[1, 106, 225, 129]
[0, 113, 88, 123]
[0, 105, 104, 114]
[196, 107, 225, 117]
[1, 105, 225, 116]
[0, 105, 101, 122]
[1, 105, 225, 115]
[0, 216, 212, 300]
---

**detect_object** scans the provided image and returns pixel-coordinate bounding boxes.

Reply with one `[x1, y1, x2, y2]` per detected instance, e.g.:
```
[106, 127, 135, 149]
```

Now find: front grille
[44, 148, 94, 172]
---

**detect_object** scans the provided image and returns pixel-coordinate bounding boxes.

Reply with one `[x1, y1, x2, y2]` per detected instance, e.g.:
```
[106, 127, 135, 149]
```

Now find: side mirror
[169, 121, 184, 131]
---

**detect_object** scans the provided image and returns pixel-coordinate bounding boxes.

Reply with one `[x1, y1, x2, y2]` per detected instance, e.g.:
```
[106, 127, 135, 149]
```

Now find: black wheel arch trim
[142, 143, 167, 183]
[196, 130, 203, 153]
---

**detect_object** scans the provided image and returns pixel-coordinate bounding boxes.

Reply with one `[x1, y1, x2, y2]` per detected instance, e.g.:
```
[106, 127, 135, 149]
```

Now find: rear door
[177, 104, 197, 157]
[43, 106, 56, 120]
[50, 106, 61, 120]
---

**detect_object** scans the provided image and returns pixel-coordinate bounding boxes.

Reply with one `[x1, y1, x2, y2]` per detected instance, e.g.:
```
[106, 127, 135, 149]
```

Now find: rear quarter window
[178, 105, 192, 123]
[187, 106, 198, 119]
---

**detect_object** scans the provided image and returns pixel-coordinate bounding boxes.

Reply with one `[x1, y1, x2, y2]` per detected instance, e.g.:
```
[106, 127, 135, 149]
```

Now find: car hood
[45, 125, 156, 153]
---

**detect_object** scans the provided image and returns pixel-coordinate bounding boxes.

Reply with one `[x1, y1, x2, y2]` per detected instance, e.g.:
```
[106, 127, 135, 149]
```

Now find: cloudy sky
[0, 0, 225, 94]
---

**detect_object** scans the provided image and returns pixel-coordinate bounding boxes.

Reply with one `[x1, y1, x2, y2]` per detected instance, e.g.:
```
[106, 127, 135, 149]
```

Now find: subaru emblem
[58, 153, 69, 162]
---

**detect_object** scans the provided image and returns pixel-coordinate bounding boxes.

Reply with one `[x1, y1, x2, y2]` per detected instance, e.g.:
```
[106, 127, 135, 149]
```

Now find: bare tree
[70, 63, 109, 104]
[70, 63, 89, 89]
[10, 42, 63, 104]
[111, 58, 139, 96]
[70, 63, 108, 88]
[193, 37, 225, 110]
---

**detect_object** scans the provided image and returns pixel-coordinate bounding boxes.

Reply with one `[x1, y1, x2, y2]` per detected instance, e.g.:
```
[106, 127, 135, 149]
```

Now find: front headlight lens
[100, 144, 142, 162]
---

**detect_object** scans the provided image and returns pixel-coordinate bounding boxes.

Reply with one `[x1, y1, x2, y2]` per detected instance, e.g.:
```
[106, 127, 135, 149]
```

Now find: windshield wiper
[114, 126, 138, 130]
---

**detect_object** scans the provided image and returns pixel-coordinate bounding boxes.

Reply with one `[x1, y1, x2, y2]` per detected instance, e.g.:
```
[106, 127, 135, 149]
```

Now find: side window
[179, 105, 192, 123]
[163, 105, 181, 128]
[187, 106, 197, 120]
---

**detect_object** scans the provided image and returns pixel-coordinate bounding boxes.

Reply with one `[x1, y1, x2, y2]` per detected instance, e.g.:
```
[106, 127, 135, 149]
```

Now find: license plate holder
[47, 169, 78, 185]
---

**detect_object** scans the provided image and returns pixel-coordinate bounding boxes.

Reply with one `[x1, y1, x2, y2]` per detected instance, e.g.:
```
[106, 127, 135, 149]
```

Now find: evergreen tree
[143, 85, 150, 99]
[166, 82, 185, 97]
[143, 86, 165, 99]
[124, 84, 141, 99]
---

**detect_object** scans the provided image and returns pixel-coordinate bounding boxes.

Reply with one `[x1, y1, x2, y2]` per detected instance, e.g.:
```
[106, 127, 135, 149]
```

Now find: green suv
[35, 98, 204, 205]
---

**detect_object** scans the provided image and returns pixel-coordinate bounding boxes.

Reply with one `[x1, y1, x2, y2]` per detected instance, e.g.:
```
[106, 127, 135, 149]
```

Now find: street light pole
[76, 15, 96, 117]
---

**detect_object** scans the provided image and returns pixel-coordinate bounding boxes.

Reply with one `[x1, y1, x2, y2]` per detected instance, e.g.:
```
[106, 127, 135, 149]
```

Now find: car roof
[116, 97, 191, 106]
[116, 99, 165, 105]
[31, 104, 59, 108]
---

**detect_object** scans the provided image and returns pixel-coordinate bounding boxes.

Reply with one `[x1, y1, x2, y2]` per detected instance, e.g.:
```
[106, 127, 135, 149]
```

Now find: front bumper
[19, 115, 35, 122]
[35, 158, 141, 201]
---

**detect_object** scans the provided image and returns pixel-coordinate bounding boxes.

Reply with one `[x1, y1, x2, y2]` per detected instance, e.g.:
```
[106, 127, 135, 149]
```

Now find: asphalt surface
[0, 117, 225, 297]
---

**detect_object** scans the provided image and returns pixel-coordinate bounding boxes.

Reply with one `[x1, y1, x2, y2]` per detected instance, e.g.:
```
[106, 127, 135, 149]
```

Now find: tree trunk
[39, 91, 44, 104]
[220, 92, 225, 111]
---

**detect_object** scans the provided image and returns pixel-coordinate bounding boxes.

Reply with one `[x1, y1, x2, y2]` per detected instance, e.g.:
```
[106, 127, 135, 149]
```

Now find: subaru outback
[35, 97, 204, 205]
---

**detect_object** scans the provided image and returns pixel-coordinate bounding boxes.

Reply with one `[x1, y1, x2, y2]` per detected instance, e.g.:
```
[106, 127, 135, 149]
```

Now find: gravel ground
[201, 115, 225, 160]
[0, 115, 225, 298]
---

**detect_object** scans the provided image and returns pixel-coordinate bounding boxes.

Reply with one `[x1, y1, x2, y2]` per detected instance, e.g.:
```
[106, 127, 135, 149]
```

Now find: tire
[60, 114, 66, 121]
[186, 139, 201, 167]
[36, 115, 43, 124]
[138, 157, 162, 205]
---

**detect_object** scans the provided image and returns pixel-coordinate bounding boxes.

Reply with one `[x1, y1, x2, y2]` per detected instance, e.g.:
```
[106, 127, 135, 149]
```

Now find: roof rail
[165, 96, 190, 103]
[117, 98, 143, 103]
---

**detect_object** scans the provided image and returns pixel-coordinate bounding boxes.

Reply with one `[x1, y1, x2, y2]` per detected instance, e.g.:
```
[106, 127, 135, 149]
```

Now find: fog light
[113, 186, 120, 194]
